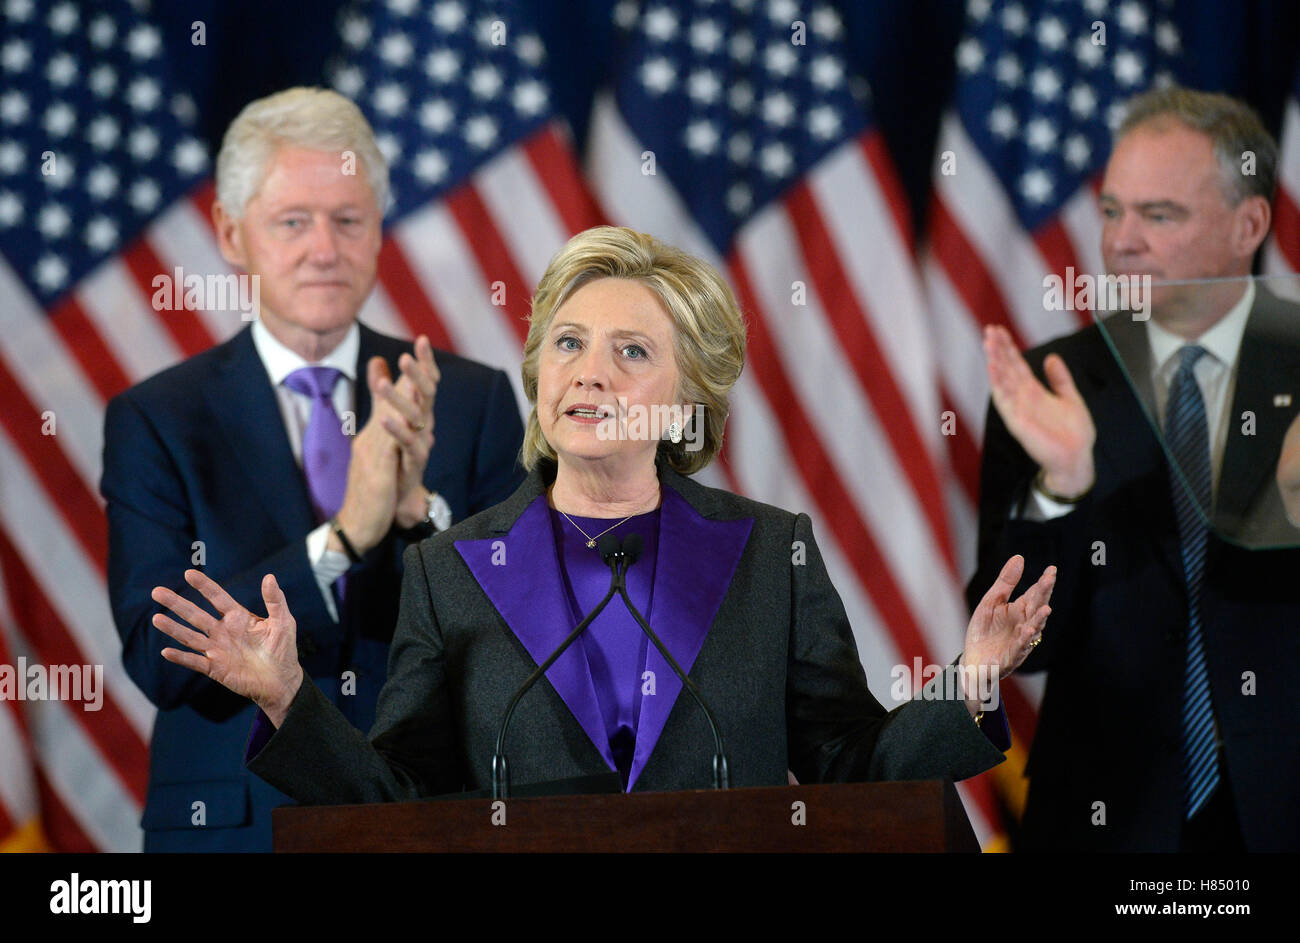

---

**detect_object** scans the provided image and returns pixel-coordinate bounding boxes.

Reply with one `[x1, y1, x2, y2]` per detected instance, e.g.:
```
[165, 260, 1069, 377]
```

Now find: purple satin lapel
[453, 496, 616, 769]
[626, 488, 753, 790]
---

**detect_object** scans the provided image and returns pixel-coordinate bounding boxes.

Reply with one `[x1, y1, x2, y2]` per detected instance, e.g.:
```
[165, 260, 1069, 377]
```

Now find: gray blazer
[247, 458, 1005, 804]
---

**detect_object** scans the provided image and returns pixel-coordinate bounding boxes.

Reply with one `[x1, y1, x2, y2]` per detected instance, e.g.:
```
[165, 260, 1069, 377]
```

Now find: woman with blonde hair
[152, 226, 1054, 802]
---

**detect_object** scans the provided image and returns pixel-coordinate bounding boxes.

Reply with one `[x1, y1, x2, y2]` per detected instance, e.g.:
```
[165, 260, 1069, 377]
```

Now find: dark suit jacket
[970, 288, 1300, 852]
[102, 322, 525, 851]
[247, 456, 1008, 808]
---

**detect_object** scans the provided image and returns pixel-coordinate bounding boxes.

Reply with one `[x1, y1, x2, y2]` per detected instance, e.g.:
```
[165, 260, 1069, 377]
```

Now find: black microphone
[621, 531, 644, 566]
[607, 531, 731, 790]
[490, 533, 628, 800]
[597, 531, 624, 567]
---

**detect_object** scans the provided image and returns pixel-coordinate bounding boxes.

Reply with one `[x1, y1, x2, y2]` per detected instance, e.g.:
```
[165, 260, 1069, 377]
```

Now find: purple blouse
[549, 508, 660, 789]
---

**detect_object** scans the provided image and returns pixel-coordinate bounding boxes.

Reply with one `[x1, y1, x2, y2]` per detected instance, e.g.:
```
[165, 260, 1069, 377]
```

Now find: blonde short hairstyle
[521, 227, 747, 476]
[215, 87, 389, 218]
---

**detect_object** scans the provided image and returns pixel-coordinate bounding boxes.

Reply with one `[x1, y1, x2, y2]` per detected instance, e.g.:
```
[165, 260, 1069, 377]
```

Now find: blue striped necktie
[1165, 344, 1219, 818]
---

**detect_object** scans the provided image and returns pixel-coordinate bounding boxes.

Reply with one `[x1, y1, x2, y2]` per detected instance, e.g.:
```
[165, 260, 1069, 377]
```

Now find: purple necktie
[283, 366, 349, 522]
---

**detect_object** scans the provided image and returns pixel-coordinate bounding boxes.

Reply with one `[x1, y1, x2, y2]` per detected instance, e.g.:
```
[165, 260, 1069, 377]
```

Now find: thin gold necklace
[560, 510, 634, 549]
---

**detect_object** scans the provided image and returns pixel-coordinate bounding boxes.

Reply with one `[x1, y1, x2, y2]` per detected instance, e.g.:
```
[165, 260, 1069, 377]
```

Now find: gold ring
[411, 421, 426, 432]
[1029, 635, 1042, 648]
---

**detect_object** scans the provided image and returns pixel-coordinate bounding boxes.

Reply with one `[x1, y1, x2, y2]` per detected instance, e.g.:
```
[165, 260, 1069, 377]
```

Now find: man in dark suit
[101, 88, 524, 851]
[971, 87, 1300, 851]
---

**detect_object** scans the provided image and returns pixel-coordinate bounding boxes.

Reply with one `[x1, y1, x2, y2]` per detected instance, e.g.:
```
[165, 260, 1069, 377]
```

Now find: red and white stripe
[0, 247, 155, 849]
[586, 93, 1005, 845]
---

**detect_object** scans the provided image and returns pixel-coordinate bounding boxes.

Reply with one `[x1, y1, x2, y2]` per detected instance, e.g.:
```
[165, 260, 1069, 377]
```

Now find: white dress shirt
[251, 319, 357, 621]
[1026, 280, 1255, 520]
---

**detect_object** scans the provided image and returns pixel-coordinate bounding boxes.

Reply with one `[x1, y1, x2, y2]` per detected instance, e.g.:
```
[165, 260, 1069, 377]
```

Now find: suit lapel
[1216, 297, 1300, 533]
[203, 328, 316, 542]
[354, 323, 393, 430]
[454, 490, 616, 770]
[626, 485, 753, 790]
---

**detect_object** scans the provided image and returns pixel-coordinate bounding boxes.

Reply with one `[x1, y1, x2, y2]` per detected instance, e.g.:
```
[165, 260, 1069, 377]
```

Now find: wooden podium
[272, 780, 980, 852]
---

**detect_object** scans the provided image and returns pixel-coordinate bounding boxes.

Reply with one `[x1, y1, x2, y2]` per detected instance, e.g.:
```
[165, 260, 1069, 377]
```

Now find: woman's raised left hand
[962, 555, 1056, 682]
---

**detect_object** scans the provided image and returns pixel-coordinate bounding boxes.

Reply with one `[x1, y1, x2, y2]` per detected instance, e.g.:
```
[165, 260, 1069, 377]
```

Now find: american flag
[0, 0, 211, 852]
[922, 0, 1183, 837]
[1, 0, 1188, 853]
[0, 0, 599, 850]
[584, 0, 1011, 841]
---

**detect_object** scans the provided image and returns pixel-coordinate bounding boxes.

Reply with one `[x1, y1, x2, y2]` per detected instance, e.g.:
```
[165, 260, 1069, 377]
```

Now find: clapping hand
[984, 325, 1096, 497]
[152, 570, 304, 727]
[960, 555, 1056, 710]
[331, 334, 439, 552]
[368, 335, 440, 528]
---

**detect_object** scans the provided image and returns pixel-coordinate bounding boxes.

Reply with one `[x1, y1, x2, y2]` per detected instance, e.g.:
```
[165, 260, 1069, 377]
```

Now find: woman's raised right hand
[152, 569, 305, 726]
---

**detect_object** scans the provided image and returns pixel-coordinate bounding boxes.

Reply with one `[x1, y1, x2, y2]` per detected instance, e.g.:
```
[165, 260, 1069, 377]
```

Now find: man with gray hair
[101, 87, 525, 852]
[972, 86, 1300, 851]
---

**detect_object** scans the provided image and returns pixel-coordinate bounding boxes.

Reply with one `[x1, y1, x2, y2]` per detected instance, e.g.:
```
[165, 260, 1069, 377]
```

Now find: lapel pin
[1275, 394, 1293, 407]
